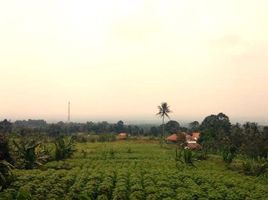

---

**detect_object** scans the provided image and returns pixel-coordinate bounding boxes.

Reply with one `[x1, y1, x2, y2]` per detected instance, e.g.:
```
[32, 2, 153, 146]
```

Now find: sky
[0, 0, 268, 124]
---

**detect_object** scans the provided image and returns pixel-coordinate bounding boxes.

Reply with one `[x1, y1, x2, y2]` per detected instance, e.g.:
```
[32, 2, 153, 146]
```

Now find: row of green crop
[1, 141, 268, 199]
[1, 160, 267, 200]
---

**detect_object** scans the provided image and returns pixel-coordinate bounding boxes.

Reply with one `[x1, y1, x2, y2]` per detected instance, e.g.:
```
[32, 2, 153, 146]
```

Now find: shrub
[16, 186, 32, 200]
[0, 134, 12, 163]
[98, 134, 116, 142]
[222, 146, 236, 165]
[0, 160, 13, 191]
[13, 139, 49, 169]
[242, 157, 268, 176]
[175, 148, 195, 166]
[127, 147, 132, 154]
[194, 149, 208, 161]
[109, 148, 116, 159]
[55, 136, 76, 161]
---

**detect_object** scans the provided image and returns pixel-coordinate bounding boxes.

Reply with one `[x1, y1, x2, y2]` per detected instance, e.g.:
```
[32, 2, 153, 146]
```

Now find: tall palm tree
[156, 102, 171, 138]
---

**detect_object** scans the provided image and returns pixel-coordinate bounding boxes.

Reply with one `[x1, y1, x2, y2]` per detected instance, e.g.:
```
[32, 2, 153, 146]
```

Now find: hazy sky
[0, 0, 268, 124]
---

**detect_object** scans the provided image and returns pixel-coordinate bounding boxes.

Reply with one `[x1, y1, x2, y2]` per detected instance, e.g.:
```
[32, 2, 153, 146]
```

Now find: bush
[98, 134, 116, 142]
[13, 139, 49, 169]
[242, 157, 268, 176]
[109, 148, 116, 159]
[175, 148, 195, 166]
[194, 149, 208, 161]
[55, 136, 76, 161]
[126, 147, 132, 154]
[0, 160, 13, 191]
[222, 146, 236, 165]
[0, 134, 12, 163]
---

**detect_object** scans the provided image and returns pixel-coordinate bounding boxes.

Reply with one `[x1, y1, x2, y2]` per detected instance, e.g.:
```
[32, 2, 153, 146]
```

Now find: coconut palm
[156, 102, 171, 139]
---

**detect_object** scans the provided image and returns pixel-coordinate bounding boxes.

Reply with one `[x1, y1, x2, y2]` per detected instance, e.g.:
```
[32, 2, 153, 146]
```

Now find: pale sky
[0, 0, 268, 124]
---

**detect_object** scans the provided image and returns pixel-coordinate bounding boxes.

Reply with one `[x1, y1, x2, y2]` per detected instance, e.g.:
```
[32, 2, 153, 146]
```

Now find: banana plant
[54, 136, 76, 161]
[13, 140, 49, 169]
[175, 148, 195, 167]
[222, 146, 236, 165]
[0, 160, 13, 191]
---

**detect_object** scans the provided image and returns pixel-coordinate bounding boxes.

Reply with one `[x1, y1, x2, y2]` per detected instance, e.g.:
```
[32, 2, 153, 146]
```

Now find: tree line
[0, 120, 145, 137]
[1, 111, 267, 160]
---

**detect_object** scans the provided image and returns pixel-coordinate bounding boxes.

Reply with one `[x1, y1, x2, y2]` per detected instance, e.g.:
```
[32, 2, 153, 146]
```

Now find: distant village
[117, 132, 201, 150]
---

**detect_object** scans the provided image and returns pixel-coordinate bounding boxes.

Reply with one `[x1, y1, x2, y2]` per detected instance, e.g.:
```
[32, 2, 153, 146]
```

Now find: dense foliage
[54, 136, 76, 161]
[0, 160, 13, 191]
[13, 139, 49, 169]
[200, 114, 268, 159]
[0, 142, 267, 199]
[0, 134, 12, 163]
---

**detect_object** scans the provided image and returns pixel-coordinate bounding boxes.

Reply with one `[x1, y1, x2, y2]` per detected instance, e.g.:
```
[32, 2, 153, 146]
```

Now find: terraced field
[1, 141, 267, 200]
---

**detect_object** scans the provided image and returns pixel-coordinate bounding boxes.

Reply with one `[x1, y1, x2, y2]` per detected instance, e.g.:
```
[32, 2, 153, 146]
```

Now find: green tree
[0, 119, 12, 134]
[165, 120, 180, 134]
[199, 113, 231, 152]
[156, 102, 172, 139]
[189, 121, 200, 132]
[48, 123, 63, 137]
[114, 120, 125, 133]
[200, 113, 231, 138]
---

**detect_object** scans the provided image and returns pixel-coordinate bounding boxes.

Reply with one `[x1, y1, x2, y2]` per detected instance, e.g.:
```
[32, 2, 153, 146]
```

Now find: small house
[186, 132, 201, 150]
[166, 134, 178, 143]
[166, 132, 202, 150]
[117, 133, 127, 140]
[166, 133, 187, 143]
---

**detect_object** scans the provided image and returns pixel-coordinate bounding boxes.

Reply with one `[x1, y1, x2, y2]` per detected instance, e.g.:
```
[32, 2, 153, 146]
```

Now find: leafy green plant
[109, 148, 116, 159]
[222, 151, 235, 165]
[0, 160, 13, 191]
[222, 147, 236, 165]
[175, 148, 195, 166]
[98, 134, 116, 142]
[13, 140, 49, 169]
[55, 136, 76, 161]
[194, 149, 209, 161]
[0, 134, 12, 163]
[183, 149, 194, 165]
[16, 186, 32, 200]
[126, 146, 132, 153]
[242, 157, 268, 176]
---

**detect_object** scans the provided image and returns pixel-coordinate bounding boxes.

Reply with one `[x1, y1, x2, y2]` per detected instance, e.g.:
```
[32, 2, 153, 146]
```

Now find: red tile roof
[166, 134, 177, 142]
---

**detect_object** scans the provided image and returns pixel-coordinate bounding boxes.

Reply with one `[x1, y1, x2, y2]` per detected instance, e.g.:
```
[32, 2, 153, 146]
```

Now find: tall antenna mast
[68, 101, 70, 122]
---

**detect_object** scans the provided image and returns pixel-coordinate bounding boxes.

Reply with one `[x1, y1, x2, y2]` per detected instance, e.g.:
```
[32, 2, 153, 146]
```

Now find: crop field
[0, 141, 267, 200]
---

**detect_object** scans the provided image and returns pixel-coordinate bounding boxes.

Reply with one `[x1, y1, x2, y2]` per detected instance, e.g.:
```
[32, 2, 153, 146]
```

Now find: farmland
[0, 141, 267, 200]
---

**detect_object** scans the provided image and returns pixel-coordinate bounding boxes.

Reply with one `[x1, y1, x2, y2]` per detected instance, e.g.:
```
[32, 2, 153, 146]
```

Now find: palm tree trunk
[160, 116, 165, 147]
[162, 116, 165, 137]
